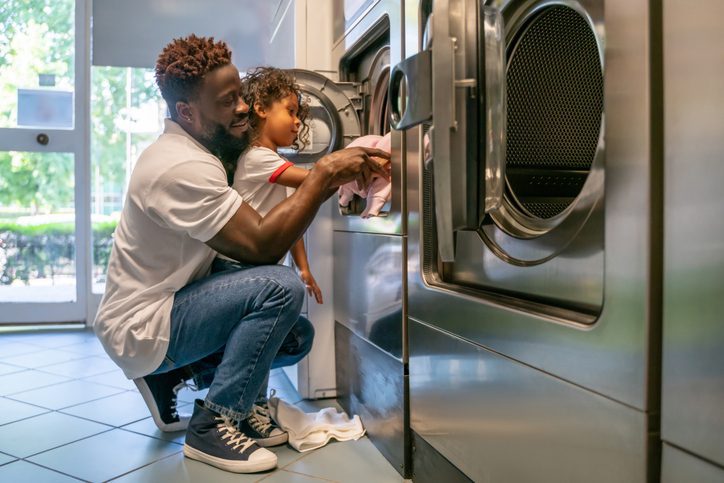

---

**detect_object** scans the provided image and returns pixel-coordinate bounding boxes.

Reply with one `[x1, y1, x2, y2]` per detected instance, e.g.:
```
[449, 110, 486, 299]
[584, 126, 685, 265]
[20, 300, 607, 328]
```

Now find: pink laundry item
[338, 133, 392, 218]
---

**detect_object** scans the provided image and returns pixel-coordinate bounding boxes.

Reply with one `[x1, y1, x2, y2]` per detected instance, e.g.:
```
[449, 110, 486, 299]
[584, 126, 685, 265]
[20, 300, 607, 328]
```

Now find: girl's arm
[274, 155, 390, 190]
[276, 165, 338, 200]
[291, 237, 323, 304]
[275, 166, 310, 188]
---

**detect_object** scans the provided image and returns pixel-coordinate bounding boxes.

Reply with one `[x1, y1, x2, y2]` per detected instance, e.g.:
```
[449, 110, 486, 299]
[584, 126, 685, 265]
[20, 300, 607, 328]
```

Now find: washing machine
[274, 0, 410, 475]
[391, 0, 662, 480]
[661, 0, 724, 481]
[329, 0, 410, 477]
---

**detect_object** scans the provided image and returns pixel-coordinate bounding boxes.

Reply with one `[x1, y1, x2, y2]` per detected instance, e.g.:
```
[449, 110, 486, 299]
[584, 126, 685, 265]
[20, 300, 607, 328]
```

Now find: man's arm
[206, 146, 389, 264]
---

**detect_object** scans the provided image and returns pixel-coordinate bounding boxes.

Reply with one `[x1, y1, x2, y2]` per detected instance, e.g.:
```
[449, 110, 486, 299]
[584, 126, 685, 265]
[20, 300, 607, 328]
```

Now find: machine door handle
[390, 0, 507, 262]
[389, 50, 431, 130]
[481, 5, 507, 218]
[388, 2, 460, 263]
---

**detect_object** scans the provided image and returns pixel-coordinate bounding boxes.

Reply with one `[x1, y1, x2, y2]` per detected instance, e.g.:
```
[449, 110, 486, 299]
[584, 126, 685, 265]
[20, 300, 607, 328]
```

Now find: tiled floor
[0, 328, 407, 482]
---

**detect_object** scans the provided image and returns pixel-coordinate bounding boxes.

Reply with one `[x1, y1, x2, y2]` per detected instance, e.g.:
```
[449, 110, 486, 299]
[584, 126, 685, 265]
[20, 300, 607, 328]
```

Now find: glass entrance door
[0, 0, 89, 323]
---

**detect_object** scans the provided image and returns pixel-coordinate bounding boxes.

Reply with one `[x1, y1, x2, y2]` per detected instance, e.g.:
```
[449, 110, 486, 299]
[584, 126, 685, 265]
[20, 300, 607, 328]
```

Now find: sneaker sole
[255, 432, 289, 447]
[183, 443, 277, 473]
[134, 378, 189, 432]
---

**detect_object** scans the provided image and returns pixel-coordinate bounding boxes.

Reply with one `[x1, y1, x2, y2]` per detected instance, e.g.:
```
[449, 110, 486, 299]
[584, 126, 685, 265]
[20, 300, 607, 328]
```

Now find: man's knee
[295, 316, 315, 352]
[261, 265, 305, 313]
[274, 316, 315, 369]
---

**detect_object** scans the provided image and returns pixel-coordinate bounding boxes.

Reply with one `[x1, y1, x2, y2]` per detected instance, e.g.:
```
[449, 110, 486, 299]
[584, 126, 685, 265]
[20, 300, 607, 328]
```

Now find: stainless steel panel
[662, 0, 724, 469]
[411, 431, 473, 483]
[451, 216, 604, 313]
[405, 0, 660, 410]
[333, 231, 403, 359]
[335, 323, 409, 477]
[662, 444, 724, 483]
[332, 0, 406, 235]
[409, 318, 648, 482]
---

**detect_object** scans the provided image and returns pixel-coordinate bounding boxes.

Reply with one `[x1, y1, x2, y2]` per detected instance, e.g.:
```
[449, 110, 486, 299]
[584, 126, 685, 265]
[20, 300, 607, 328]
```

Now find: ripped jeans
[151, 258, 314, 422]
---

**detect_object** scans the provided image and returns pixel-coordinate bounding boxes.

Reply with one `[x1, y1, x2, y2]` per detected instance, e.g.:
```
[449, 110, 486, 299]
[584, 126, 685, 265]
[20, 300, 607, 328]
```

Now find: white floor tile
[0, 460, 82, 482]
[0, 411, 110, 458]
[260, 469, 331, 482]
[0, 397, 49, 426]
[0, 363, 25, 377]
[8, 379, 124, 410]
[110, 451, 262, 483]
[285, 438, 404, 483]
[60, 390, 151, 427]
[121, 417, 188, 445]
[0, 341, 41, 359]
[83, 369, 137, 390]
[0, 370, 70, 396]
[36, 355, 118, 378]
[0, 452, 16, 466]
[28, 428, 182, 482]
[1, 349, 87, 369]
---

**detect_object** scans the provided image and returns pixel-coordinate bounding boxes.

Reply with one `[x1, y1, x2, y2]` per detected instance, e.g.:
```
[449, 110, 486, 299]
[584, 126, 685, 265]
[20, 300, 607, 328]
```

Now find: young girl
[232, 67, 323, 303]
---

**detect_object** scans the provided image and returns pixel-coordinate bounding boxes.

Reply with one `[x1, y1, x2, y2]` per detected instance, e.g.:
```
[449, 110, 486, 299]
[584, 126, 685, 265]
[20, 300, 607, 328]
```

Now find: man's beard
[203, 122, 247, 154]
[200, 122, 248, 184]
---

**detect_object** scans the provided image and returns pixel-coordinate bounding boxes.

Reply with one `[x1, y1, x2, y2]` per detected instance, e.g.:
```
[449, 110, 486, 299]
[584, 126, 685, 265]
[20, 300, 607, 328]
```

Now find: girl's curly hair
[241, 67, 311, 151]
[155, 35, 232, 118]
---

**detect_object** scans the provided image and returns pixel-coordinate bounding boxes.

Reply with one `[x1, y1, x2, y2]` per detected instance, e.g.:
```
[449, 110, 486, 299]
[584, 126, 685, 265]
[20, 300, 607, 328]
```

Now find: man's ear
[254, 101, 268, 119]
[176, 101, 193, 123]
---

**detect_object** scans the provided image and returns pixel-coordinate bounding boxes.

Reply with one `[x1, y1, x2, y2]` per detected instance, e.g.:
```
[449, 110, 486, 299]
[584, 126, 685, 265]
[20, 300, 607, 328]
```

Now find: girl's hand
[300, 269, 323, 304]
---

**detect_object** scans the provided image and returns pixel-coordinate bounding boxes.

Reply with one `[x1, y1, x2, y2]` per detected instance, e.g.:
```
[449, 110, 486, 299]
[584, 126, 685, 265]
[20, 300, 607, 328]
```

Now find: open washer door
[280, 69, 362, 164]
[389, 0, 506, 262]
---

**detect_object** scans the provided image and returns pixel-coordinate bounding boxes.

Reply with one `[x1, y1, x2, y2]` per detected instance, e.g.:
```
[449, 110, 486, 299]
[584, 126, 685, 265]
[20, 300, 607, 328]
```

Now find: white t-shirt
[93, 119, 242, 379]
[217, 146, 296, 265]
[232, 146, 294, 216]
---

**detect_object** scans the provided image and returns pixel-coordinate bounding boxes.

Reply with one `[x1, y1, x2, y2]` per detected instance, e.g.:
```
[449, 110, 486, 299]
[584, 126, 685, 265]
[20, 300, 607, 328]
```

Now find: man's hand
[315, 146, 390, 190]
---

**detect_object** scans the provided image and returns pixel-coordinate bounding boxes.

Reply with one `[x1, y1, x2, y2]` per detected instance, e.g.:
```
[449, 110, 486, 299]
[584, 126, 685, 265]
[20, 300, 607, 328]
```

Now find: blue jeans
[152, 258, 314, 422]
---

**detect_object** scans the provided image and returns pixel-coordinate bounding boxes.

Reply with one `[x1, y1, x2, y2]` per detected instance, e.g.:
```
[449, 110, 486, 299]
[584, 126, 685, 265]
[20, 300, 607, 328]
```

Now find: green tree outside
[0, 0, 75, 214]
[0, 0, 165, 286]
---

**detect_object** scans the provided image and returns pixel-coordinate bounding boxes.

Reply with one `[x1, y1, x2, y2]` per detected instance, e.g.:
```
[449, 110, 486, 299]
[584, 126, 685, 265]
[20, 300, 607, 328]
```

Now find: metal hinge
[336, 81, 364, 111]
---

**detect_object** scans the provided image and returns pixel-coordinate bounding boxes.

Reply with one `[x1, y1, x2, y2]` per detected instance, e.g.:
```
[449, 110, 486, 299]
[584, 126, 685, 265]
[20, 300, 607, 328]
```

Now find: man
[93, 35, 388, 474]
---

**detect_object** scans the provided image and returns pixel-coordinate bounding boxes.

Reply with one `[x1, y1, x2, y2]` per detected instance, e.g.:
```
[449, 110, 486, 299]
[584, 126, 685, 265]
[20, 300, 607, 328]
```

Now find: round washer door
[279, 69, 362, 164]
[481, 0, 605, 265]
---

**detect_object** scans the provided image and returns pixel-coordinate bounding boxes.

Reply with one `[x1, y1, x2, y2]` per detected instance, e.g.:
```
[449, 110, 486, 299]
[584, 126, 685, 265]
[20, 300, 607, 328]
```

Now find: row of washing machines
[278, 0, 724, 481]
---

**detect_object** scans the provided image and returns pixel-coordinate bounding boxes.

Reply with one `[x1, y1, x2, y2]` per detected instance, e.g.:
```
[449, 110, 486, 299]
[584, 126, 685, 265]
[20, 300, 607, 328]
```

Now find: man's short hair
[155, 35, 233, 118]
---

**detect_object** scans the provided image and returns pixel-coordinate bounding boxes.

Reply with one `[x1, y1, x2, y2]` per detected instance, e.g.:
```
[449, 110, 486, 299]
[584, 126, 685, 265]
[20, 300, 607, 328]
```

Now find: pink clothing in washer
[338, 133, 392, 218]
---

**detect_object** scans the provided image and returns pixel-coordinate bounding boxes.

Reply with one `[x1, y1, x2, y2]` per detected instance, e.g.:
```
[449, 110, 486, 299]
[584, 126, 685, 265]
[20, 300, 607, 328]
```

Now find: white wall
[272, 0, 339, 399]
[92, 0, 273, 69]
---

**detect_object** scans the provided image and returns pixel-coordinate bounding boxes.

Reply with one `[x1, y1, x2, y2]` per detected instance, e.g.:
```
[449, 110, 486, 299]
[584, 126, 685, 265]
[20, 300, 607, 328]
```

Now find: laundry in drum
[338, 133, 392, 218]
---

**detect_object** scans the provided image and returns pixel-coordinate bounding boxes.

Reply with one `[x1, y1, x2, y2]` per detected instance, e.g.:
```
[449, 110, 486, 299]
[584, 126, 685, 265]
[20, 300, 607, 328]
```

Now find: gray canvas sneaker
[183, 399, 278, 473]
[133, 368, 190, 432]
[240, 399, 288, 447]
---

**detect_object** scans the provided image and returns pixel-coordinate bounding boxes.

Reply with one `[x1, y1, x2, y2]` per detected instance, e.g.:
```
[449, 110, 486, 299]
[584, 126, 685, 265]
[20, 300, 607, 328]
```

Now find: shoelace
[248, 388, 282, 435]
[215, 416, 256, 453]
[169, 380, 192, 419]
[248, 403, 274, 434]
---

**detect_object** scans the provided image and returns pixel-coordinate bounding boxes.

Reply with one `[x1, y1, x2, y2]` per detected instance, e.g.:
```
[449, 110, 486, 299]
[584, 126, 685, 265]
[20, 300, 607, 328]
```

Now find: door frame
[0, 0, 93, 325]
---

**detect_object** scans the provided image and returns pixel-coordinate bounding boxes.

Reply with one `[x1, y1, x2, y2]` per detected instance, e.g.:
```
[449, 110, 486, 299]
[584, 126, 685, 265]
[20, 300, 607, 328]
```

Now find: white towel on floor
[267, 397, 366, 452]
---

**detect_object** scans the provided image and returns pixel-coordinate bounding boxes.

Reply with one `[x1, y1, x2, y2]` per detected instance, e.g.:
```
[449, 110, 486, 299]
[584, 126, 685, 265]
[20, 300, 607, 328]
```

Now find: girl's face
[258, 93, 301, 148]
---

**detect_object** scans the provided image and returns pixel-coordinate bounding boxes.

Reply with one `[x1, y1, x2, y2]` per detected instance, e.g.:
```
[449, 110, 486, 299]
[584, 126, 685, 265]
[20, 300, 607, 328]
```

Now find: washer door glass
[490, 2, 604, 237]
[280, 69, 361, 164]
